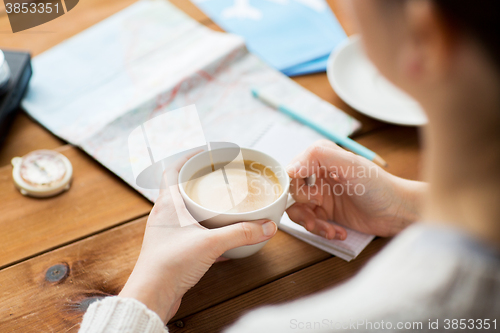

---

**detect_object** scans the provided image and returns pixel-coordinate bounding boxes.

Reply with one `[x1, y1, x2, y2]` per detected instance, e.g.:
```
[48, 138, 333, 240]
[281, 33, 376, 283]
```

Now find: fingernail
[319, 230, 327, 238]
[334, 232, 344, 240]
[305, 222, 314, 231]
[310, 199, 319, 206]
[306, 174, 316, 186]
[286, 161, 301, 174]
[262, 221, 277, 236]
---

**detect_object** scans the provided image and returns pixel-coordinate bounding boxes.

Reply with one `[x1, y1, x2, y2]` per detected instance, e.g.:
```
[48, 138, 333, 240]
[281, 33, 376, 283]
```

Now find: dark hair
[433, 0, 500, 70]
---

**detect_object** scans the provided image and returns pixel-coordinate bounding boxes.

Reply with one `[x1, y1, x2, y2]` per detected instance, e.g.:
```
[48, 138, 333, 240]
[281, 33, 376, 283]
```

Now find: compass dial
[19, 150, 67, 187]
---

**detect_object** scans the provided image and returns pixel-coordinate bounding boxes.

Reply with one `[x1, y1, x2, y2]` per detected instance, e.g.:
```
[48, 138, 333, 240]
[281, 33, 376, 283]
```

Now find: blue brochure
[192, 0, 347, 76]
[282, 54, 329, 76]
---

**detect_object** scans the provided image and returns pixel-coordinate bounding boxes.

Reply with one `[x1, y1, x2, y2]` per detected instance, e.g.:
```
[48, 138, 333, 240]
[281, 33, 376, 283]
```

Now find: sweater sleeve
[79, 297, 168, 333]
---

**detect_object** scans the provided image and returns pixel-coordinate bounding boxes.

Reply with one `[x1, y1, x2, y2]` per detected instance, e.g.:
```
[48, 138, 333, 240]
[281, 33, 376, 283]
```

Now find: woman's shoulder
[355, 222, 500, 316]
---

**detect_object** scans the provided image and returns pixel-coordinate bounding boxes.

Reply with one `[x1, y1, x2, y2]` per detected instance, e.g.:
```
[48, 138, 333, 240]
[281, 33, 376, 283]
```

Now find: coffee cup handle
[285, 194, 296, 210]
[284, 174, 316, 210]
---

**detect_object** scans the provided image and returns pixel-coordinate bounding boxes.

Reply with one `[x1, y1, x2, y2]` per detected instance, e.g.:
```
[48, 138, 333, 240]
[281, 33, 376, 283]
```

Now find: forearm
[119, 259, 180, 324]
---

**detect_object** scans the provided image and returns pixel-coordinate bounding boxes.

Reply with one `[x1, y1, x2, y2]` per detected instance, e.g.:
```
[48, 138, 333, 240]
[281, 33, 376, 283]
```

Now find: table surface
[0, 1, 422, 332]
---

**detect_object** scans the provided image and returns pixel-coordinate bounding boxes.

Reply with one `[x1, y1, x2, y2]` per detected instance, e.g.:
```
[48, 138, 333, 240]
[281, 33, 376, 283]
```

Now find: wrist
[119, 262, 179, 323]
[392, 177, 428, 233]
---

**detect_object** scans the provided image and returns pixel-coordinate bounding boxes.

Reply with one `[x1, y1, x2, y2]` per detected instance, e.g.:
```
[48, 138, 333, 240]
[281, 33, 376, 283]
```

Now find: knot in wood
[45, 263, 69, 282]
[78, 296, 105, 312]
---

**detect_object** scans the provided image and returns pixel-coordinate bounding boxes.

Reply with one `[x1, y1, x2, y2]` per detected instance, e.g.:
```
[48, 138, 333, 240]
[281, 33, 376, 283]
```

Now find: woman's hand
[119, 158, 277, 323]
[286, 140, 426, 240]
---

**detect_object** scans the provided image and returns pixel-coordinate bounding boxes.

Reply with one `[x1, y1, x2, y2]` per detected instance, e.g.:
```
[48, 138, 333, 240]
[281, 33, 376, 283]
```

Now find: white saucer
[327, 35, 427, 126]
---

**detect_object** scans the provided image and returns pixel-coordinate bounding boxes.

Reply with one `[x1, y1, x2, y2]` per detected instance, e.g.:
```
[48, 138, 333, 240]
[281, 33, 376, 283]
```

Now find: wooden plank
[0, 3, 423, 333]
[168, 237, 391, 333]
[0, 0, 210, 57]
[0, 0, 136, 56]
[326, 0, 358, 36]
[0, 126, 421, 332]
[356, 126, 422, 181]
[0, 112, 65, 167]
[172, 232, 329, 321]
[0, 218, 331, 332]
[0, 218, 145, 333]
[0, 145, 152, 269]
[169, 0, 212, 23]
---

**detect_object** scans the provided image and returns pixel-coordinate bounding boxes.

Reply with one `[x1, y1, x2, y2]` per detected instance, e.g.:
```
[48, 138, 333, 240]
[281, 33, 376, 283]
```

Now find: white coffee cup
[178, 147, 295, 259]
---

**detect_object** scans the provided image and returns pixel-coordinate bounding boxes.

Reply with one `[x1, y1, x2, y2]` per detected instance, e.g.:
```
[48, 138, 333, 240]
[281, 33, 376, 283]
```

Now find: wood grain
[168, 237, 391, 333]
[356, 126, 422, 181]
[0, 0, 216, 57]
[0, 1, 424, 333]
[0, 218, 145, 333]
[169, 0, 212, 23]
[0, 218, 331, 333]
[0, 145, 152, 269]
[0, 126, 421, 332]
[0, 112, 65, 168]
[0, 0, 144, 56]
[326, 0, 358, 36]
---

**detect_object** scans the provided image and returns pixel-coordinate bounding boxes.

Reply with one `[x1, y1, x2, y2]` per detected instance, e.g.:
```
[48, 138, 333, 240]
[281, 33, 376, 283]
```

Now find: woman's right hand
[286, 140, 426, 240]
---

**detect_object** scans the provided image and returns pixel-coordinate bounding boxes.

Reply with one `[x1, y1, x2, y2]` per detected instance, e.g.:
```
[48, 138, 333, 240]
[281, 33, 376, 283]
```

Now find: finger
[286, 140, 359, 180]
[288, 203, 334, 238]
[287, 204, 345, 240]
[312, 219, 347, 240]
[150, 185, 197, 228]
[289, 177, 314, 204]
[286, 203, 318, 231]
[157, 148, 204, 211]
[330, 223, 348, 241]
[289, 178, 326, 206]
[158, 167, 180, 199]
[174, 149, 204, 173]
[154, 167, 197, 227]
[286, 139, 341, 176]
[210, 219, 277, 255]
[215, 256, 231, 263]
[157, 169, 184, 210]
[314, 205, 329, 221]
[159, 150, 202, 197]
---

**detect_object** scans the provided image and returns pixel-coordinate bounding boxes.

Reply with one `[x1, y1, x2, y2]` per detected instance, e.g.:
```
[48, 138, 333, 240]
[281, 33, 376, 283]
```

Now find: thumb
[210, 220, 277, 254]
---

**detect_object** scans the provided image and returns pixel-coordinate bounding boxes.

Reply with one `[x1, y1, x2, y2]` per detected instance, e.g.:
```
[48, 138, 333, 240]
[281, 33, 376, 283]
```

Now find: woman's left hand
[119, 159, 277, 323]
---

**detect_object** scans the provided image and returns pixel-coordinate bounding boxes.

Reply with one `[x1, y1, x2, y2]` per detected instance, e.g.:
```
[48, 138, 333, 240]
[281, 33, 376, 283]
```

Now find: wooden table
[0, 1, 422, 332]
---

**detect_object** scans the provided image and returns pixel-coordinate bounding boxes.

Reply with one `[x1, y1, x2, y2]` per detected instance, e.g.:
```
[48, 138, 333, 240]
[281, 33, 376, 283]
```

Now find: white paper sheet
[22, 0, 360, 203]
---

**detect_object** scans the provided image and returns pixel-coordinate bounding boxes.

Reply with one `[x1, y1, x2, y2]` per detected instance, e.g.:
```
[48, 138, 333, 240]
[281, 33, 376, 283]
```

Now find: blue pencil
[251, 88, 387, 167]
